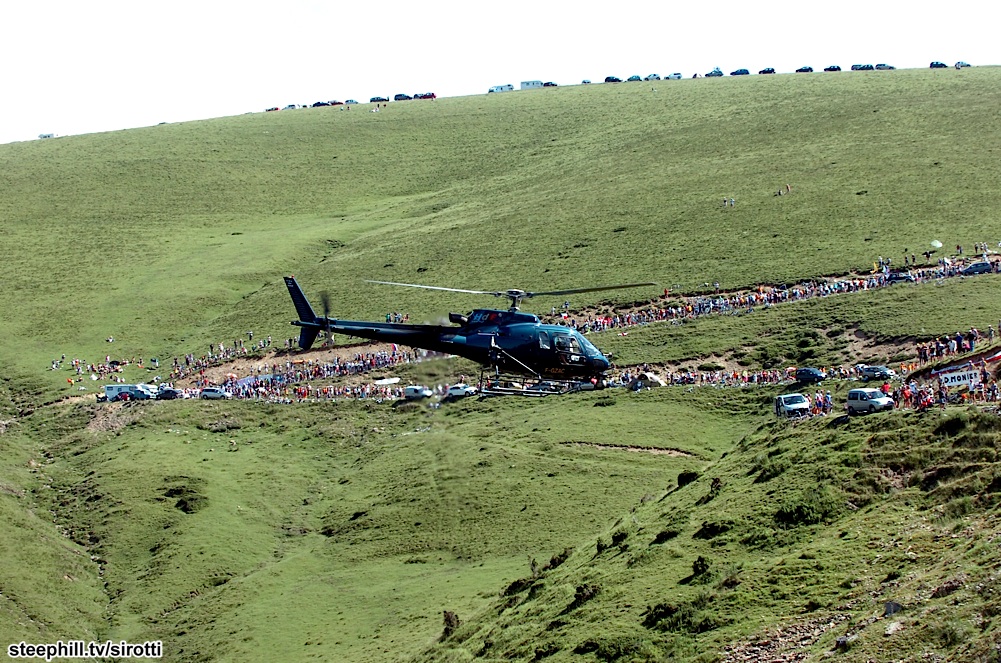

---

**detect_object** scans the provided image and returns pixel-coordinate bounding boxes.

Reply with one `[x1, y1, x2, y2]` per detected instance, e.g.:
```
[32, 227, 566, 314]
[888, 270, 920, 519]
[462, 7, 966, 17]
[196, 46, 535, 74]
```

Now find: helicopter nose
[593, 356, 610, 371]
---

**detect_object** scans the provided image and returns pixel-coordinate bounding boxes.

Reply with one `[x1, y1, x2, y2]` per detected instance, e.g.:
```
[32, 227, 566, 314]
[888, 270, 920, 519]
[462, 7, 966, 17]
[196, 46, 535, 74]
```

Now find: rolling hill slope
[1, 67, 1000, 662]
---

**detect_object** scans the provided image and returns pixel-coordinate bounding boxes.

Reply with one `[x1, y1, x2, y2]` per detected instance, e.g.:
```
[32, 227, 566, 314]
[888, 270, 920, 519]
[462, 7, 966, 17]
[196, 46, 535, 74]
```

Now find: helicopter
[284, 276, 656, 382]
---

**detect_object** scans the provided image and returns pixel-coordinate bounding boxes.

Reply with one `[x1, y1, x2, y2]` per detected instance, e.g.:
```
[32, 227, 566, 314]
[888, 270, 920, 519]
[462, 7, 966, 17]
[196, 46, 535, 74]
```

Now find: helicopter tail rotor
[320, 291, 333, 346]
[284, 276, 324, 350]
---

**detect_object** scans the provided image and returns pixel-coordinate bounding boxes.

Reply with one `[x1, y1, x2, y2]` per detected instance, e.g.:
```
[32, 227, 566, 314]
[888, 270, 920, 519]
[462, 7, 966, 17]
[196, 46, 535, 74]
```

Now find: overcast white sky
[1, 0, 997, 145]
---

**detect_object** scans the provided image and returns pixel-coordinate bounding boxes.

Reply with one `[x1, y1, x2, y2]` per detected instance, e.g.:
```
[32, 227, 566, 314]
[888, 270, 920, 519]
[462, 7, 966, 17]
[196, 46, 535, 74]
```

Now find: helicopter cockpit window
[576, 333, 602, 358]
[539, 332, 551, 350]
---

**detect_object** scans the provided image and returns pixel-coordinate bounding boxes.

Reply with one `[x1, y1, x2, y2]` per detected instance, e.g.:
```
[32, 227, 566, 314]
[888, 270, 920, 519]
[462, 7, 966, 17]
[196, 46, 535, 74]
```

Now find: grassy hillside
[1, 67, 999, 396]
[2, 66, 1001, 662]
[416, 405, 1001, 662]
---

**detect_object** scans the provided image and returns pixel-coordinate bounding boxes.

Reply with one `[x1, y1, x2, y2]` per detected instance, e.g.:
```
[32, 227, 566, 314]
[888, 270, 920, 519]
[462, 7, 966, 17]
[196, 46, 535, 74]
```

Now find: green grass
[2, 66, 1001, 662]
[2, 68, 1000, 396]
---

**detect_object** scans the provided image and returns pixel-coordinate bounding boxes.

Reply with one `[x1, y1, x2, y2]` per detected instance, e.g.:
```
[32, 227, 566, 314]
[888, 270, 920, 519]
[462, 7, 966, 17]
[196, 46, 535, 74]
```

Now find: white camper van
[103, 384, 156, 402]
[488, 84, 514, 93]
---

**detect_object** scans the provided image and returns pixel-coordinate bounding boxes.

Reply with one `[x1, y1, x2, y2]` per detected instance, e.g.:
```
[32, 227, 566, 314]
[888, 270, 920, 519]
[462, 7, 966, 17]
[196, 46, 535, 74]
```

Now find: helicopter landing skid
[477, 369, 596, 397]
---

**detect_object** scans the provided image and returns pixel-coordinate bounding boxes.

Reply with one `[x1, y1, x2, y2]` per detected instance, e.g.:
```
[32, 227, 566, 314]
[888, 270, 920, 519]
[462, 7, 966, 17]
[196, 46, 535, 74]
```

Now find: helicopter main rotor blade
[365, 280, 501, 297]
[524, 282, 658, 299]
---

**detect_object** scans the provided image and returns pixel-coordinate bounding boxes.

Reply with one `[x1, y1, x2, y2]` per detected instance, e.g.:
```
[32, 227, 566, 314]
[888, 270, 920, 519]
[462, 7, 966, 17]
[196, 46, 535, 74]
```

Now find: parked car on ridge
[824, 65, 842, 72]
[846, 388, 894, 414]
[200, 387, 232, 400]
[796, 367, 826, 384]
[758, 67, 775, 74]
[961, 262, 992, 276]
[795, 66, 813, 73]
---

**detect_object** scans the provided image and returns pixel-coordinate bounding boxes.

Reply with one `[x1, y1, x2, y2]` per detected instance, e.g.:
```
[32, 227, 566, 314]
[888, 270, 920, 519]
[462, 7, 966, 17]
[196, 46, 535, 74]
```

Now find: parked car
[758, 67, 776, 74]
[265, 107, 280, 112]
[961, 262, 993, 276]
[414, 92, 436, 99]
[644, 74, 660, 81]
[955, 61, 971, 68]
[795, 66, 813, 73]
[887, 272, 917, 284]
[875, 63, 895, 70]
[447, 384, 478, 398]
[846, 388, 894, 414]
[851, 64, 874, 71]
[404, 385, 433, 400]
[626, 75, 642, 82]
[604, 76, 622, 83]
[666, 73, 682, 80]
[930, 61, 948, 69]
[543, 82, 557, 87]
[157, 388, 183, 400]
[705, 68, 723, 77]
[824, 65, 842, 72]
[369, 96, 389, 103]
[730, 68, 750, 76]
[581, 79, 591, 84]
[200, 387, 232, 400]
[860, 365, 895, 381]
[796, 367, 826, 384]
[393, 94, 412, 101]
[345, 99, 359, 104]
[774, 393, 811, 418]
[329, 100, 344, 106]
[311, 101, 330, 107]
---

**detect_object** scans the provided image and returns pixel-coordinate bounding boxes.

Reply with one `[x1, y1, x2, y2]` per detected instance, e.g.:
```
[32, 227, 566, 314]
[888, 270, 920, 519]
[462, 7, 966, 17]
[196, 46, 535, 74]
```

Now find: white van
[404, 385, 433, 400]
[774, 393, 810, 418]
[488, 84, 514, 93]
[103, 384, 155, 401]
[846, 388, 894, 414]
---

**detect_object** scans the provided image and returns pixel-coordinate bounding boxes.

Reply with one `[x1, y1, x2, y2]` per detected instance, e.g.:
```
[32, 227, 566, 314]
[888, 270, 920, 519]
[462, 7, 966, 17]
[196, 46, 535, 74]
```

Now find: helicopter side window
[539, 331, 551, 350]
[554, 335, 572, 352]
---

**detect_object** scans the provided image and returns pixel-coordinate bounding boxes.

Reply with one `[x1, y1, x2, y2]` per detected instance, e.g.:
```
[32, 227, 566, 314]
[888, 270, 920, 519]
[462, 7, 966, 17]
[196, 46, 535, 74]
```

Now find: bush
[775, 486, 842, 527]
[642, 592, 723, 633]
[564, 583, 601, 613]
[439, 610, 460, 641]
[692, 555, 711, 577]
[678, 470, 699, 488]
[652, 529, 680, 544]
[542, 547, 573, 572]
